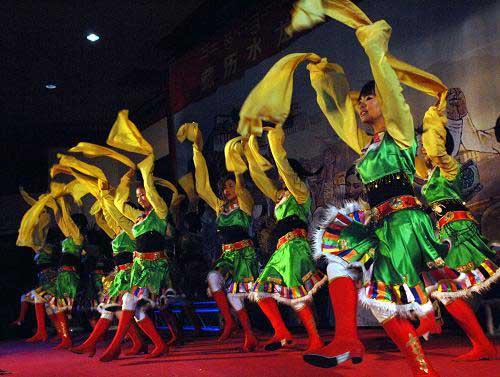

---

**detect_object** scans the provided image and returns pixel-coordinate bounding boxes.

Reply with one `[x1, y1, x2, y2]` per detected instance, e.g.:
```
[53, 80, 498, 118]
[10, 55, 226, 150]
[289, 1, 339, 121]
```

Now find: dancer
[14, 188, 59, 342]
[243, 127, 326, 353]
[99, 156, 171, 361]
[177, 122, 259, 351]
[420, 104, 498, 361]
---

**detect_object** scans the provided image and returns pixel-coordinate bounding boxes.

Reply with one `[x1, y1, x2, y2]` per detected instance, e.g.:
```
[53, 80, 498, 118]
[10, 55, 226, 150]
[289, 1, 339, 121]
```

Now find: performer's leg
[303, 261, 365, 367]
[11, 294, 30, 326]
[443, 298, 496, 362]
[208, 270, 236, 342]
[228, 293, 258, 352]
[257, 297, 293, 351]
[123, 315, 147, 356]
[382, 315, 440, 377]
[71, 310, 113, 357]
[26, 299, 48, 343]
[134, 305, 168, 359]
[415, 301, 442, 340]
[52, 310, 72, 350]
[293, 302, 324, 353]
[99, 293, 137, 362]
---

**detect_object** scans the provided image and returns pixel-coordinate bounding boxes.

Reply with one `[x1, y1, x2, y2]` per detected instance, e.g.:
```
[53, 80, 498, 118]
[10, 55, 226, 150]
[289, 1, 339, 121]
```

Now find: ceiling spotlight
[86, 33, 100, 42]
[45, 84, 57, 90]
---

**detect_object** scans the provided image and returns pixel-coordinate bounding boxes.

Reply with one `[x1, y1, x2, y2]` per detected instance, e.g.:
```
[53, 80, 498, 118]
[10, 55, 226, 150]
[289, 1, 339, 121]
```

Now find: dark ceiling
[1, 0, 278, 194]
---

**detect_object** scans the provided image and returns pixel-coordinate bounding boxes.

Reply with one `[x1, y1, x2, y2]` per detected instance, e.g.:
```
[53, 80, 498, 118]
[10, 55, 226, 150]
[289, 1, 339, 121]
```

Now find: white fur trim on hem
[358, 289, 429, 320]
[431, 268, 500, 301]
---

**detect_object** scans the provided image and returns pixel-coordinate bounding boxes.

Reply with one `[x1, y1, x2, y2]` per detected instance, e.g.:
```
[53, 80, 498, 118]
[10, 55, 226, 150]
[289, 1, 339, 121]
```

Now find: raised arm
[235, 174, 254, 216]
[137, 154, 168, 220]
[114, 169, 143, 222]
[422, 106, 459, 180]
[356, 20, 414, 149]
[243, 136, 280, 203]
[267, 125, 309, 204]
[98, 182, 134, 238]
[177, 123, 223, 213]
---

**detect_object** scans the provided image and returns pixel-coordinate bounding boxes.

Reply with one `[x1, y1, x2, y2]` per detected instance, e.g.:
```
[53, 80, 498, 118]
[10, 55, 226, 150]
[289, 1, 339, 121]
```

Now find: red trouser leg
[99, 310, 134, 362]
[212, 290, 236, 342]
[258, 297, 293, 351]
[236, 308, 258, 352]
[71, 318, 111, 356]
[26, 303, 48, 343]
[445, 298, 497, 362]
[52, 311, 72, 350]
[124, 320, 148, 356]
[136, 315, 168, 359]
[295, 304, 324, 353]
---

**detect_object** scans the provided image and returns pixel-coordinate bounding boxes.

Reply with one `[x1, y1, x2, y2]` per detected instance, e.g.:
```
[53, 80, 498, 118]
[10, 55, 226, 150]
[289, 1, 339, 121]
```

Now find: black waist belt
[217, 225, 250, 245]
[365, 173, 415, 207]
[114, 252, 133, 266]
[430, 199, 468, 216]
[136, 231, 166, 252]
[59, 253, 80, 268]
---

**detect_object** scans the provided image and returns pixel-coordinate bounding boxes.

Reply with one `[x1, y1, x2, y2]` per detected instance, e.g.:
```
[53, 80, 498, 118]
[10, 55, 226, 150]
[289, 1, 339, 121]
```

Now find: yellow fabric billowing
[287, 0, 447, 102]
[57, 154, 107, 182]
[178, 173, 196, 203]
[99, 186, 134, 238]
[50, 196, 83, 245]
[137, 155, 168, 220]
[267, 125, 310, 204]
[49, 180, 90, 207]
[243, 138, 280, 202]
[17, 193, 52, 250]
[308, 59, 371, 154]
[225, 137, 247, 175]
[237, 53, 322, 137]
[114, 170, 143, 222]
[422, 106, 459, 180]
[177, 122, 223, 213]
[19, 188, 37, 206]
[50, 164, 74, 179]
[94, 207, 116, 239]
[69, 142, 136, 169]
[107, 110, 153, 156]
[248, 136, 273, 171]
[19, 188, 52, 251]
[154, 176, 182, 210]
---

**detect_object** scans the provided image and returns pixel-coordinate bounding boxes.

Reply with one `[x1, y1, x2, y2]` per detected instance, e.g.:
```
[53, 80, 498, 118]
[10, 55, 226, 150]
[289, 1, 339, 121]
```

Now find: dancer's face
[358, 94, 383, 125]
[223, 179, 237, 203]
[346, 173, 363, 200]
[136, 186, 152, 210]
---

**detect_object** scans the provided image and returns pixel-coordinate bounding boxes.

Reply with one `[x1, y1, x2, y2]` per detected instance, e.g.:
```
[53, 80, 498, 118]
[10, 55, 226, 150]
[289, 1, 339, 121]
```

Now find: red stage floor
[0, 329, 498, 376]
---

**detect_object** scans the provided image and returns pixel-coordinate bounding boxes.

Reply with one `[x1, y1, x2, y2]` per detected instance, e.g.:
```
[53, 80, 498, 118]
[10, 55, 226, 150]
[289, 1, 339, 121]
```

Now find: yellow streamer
[107, 110, 153, 155]
[69, 142, 136, 169]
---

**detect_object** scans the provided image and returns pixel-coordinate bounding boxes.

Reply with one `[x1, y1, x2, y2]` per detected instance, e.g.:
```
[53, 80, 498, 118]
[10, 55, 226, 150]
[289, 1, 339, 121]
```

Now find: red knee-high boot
[12, 300, 30, 326]
[257, 297, 293, 351]
[136, 315, 168, 359]
[48, 313, 61, 343]
[26, 303, 48, 343]
[383, 316, 440, 377]
[295, 304, 324, 353]
[124, 321, 148, 356]
[236, 308, 258, 352]
[52, 311, 72, 350]
[415, 303, 442, 341]
[99, 310, 134, 362]
[212, 291, 237, 342]
[71, 318, 111, 356]
[445, 299, 497, 362]
[304, 277, 365, 367]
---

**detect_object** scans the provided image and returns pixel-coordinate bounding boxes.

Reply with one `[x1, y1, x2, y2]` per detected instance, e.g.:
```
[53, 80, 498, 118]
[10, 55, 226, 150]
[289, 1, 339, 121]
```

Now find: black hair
[445, 129, 455, 156]
[71, 213, 88, 230]
[217, 173, 236, 199]
[288, 158, 322, 180]
[358, 80, 376, 100]
[345, 164, 360, 179]
[125, 200, 141, 210]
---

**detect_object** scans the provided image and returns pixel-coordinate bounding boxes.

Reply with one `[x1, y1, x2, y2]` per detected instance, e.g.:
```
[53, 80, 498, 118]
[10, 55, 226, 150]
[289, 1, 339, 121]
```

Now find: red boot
[415, 311, 442, 341]
[136, 316, 168, 359]
[71, 318, 111, 357]
[212, 290, 237, 342]
[258, 297, 293, 351]
[124, 321, 148, 356]
[445, 299, 497, 362]
[295, 304, 324, 353]
[12, 300, 30, 326]
[52, 312, 72, 350]
[26, 303, 48, 343]
[304, 277, 364, 367]
[48, 313, 61, 343]
[383, 316, 440, 377]
[236, 309, 258, 352]
[99, 310, 134, 362]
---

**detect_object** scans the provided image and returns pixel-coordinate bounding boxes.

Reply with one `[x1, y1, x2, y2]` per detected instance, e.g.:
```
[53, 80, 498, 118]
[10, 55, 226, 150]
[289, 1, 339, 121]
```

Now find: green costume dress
[421, 164, 498, 299]
[55, 237, 81, 301]
[214, 203, 259, 295]
[106, 230, 136, 298]
[252, 193, 326, 305]
[29, 248, 58, 302]
[130, 209, 170, 295]
[356, 133, 447, 314]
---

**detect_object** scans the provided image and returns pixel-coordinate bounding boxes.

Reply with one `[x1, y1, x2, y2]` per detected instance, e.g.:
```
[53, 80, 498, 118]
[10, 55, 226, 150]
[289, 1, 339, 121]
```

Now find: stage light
[45, 84, 57, 89]
[86, 33, 100, 42]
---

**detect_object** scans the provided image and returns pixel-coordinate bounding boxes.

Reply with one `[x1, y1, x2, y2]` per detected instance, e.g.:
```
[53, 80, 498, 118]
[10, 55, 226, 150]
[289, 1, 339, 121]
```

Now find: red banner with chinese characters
[169, 0, 301, 113]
